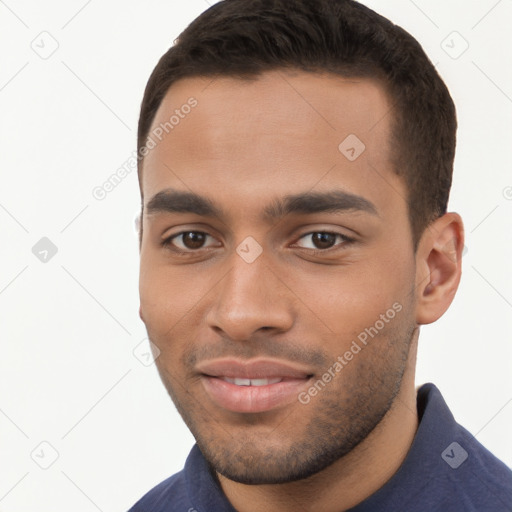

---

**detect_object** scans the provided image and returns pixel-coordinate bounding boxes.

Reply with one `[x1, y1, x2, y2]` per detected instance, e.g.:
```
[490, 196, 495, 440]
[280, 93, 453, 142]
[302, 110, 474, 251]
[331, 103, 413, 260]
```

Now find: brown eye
[163, 231, 217, 251]
[311, 232, 337, 249]
[181, 232, 206, 249]
[295, 231, 353, 251]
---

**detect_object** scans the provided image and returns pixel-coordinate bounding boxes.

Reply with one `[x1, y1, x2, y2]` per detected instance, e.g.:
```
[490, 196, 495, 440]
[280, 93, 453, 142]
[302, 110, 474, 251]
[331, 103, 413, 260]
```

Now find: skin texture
[138, 70, 464, 511]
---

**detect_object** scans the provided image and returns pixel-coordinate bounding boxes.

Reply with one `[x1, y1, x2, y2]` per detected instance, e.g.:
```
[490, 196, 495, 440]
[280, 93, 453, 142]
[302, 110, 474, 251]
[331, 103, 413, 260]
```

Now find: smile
[196, 358, 313, 413]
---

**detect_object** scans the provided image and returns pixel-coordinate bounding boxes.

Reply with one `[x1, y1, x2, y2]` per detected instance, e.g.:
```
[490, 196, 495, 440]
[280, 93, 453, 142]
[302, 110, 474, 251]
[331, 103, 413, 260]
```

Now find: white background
[0, 1, 511, 510]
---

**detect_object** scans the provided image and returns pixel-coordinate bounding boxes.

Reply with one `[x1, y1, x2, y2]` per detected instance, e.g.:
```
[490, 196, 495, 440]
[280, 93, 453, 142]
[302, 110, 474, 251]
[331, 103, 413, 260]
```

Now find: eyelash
[162, 232, 219, 254]
[161, 230, 355, 254]
[292, 232, 355, 253]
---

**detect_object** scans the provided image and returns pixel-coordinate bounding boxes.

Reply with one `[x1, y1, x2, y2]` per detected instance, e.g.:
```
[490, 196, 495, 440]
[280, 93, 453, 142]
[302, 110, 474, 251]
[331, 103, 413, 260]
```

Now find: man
[129, 0, 512, 510]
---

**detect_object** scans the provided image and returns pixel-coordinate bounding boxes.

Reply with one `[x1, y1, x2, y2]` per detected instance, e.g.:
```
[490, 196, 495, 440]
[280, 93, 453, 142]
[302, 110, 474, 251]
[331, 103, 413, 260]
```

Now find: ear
[415, 212, 465, 325]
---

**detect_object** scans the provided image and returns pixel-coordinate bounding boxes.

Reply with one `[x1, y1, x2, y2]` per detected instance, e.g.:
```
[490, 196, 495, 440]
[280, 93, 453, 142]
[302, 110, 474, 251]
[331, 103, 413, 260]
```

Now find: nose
[205, 253, 295, 341]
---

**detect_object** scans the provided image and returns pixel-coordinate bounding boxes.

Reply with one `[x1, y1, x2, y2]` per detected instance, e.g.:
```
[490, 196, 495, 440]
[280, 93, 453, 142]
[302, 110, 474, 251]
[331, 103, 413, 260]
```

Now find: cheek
[139, 271, 194, 375]
[139, 257, 217, 342]
[288, 256, 414, 344]
[140, 263, 189, 332]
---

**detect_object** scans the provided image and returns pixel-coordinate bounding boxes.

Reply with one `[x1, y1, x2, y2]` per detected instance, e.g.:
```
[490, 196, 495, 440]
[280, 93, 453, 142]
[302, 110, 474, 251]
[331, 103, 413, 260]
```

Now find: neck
[218, 335, 419, 512]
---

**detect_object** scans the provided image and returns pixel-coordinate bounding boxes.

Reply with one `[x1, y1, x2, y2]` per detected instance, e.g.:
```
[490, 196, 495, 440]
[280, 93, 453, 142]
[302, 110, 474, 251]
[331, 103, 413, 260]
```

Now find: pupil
[184, 232, 205, 249]
[313, 232, 335, 249]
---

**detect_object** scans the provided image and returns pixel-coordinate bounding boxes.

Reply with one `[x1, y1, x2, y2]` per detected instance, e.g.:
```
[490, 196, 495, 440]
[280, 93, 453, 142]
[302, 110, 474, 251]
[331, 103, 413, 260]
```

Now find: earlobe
[415, 213, 464, 325]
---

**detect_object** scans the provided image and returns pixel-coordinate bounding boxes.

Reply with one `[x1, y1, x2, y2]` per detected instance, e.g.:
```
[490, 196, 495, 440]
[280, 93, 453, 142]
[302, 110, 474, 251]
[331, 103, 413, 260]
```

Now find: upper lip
[196, 358, 312, 380]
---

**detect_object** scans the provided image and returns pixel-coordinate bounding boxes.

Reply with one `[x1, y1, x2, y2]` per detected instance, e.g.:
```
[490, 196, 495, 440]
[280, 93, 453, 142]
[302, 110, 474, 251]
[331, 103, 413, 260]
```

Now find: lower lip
[201, 376, 310, 413]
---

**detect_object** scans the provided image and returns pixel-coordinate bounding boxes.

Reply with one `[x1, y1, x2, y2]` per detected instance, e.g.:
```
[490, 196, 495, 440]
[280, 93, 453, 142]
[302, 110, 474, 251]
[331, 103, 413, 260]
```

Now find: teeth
[223, 377, 283, 386]
[250, 378, 282, 386]
[233, 378, 251, 386]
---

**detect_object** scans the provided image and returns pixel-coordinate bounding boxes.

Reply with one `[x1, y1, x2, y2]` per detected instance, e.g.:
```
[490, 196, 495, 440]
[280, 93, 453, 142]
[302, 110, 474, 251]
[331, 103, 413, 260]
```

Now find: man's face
[139, 70, 419, 484]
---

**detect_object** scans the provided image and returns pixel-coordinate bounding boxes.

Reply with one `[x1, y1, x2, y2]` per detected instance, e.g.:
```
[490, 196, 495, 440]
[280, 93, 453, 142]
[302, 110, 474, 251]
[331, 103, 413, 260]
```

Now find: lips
[197, 359, 312, 413]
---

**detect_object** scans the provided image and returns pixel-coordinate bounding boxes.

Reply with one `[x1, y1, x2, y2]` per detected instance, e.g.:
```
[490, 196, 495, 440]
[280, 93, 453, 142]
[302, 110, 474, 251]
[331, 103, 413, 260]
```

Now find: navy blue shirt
[128, 383, 512, 511]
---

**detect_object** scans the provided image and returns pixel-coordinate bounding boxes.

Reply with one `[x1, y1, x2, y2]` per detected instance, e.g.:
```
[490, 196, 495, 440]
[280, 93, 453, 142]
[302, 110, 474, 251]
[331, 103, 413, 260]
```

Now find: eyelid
[160, 222, 223, 244]
[291, 230, 355, 251]
[162, 230, 220, 252]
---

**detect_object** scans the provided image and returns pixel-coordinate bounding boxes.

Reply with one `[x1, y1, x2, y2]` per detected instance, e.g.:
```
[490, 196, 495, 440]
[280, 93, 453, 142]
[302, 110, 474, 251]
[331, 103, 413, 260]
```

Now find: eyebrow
[264, 190, 378, 219]
[146, 189, 221, 217]
[145, 188, 378, 220]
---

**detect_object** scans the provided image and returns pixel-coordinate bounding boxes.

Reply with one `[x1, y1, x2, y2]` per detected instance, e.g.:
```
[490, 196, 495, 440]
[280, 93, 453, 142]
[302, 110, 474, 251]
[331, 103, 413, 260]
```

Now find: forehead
[141, 70, 405, 220]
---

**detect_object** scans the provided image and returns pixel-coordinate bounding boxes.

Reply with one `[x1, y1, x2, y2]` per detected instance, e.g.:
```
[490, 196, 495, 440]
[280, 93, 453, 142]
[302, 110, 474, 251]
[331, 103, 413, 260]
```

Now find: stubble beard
[152, 321, 417, 485]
